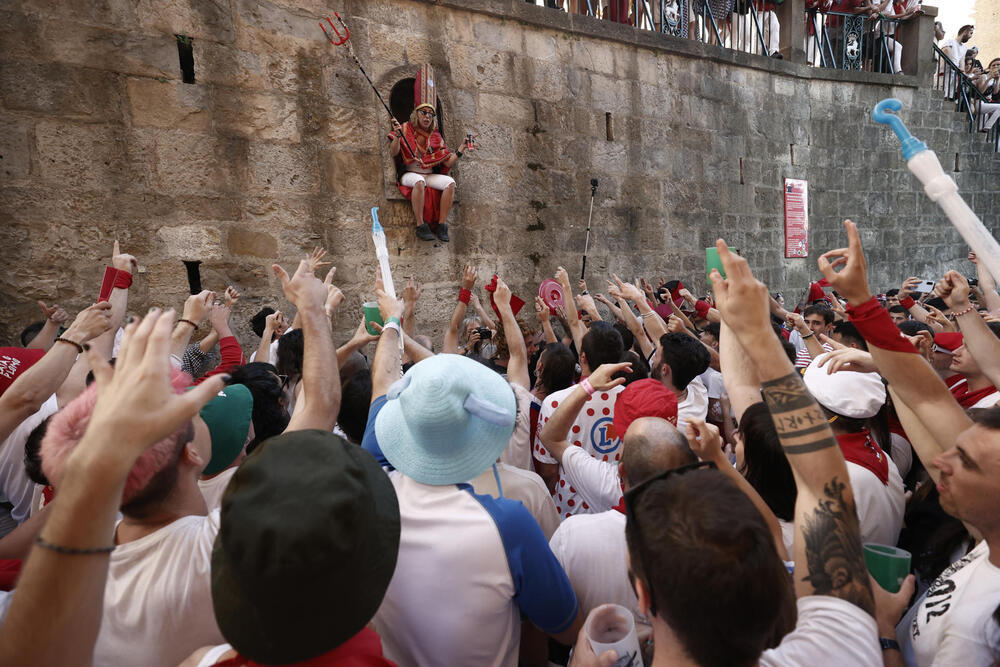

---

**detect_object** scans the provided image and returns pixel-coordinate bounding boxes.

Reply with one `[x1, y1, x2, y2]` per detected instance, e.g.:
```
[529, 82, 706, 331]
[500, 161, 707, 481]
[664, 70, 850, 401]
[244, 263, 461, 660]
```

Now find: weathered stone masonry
[1, 0, 998, 345]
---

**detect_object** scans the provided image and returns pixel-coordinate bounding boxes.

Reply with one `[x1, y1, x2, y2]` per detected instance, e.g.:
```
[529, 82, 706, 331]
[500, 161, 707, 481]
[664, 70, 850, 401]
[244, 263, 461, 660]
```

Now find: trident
[320, 13, 416, 157]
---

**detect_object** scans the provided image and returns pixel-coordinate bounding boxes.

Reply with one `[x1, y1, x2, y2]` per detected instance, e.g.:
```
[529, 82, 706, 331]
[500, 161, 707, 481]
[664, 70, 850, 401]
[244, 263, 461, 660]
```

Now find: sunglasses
[624, 460, 717, 617]
[417, 109, 436, 118]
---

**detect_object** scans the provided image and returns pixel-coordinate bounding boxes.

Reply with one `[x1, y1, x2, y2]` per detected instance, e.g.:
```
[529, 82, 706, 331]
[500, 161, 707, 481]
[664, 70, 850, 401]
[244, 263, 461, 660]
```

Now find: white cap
[802, 353, 886, 419]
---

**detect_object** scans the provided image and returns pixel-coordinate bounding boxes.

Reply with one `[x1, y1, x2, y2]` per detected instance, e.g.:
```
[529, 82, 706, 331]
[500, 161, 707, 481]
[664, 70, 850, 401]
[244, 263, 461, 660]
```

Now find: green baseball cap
[199, 383, 253, 476]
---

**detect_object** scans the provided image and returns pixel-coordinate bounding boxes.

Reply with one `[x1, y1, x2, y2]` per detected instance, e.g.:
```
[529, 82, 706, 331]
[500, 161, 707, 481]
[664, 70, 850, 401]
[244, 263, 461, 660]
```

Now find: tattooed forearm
[800, 478, 875, 616]
[761, 372, 838, 455]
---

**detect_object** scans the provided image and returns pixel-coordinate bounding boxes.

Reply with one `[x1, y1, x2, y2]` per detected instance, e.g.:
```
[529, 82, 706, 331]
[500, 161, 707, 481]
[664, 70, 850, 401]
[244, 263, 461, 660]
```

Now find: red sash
[837, 430, 889, 485]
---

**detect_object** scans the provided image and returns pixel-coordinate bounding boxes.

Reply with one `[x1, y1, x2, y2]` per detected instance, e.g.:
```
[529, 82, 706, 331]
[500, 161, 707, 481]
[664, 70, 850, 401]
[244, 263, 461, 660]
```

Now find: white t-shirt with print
[760, 596, 880, 665]
[676, 377, 708, 435]
[95, 511, 224, 667]
[898, 540, 1000, 666]
[534, 383, 625, 518]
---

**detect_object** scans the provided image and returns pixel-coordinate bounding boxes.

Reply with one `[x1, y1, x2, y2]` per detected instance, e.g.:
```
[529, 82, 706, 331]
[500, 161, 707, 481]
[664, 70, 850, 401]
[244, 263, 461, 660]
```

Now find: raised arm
[711, 240, 874, 613]
[613, 293, 654, 358]
[938, 271, 1000, 389]
[273, 258, 340, 432]
[254, 310, 284, 366]
[787, 312, 825, 361]
[534, 297, 558, 344]
[555, 267, 584, 350]
[494, 277, 530, 390]
[594, 293, 624, 322]
[539, 362, 630, 463]
[818, 221, 972, 456]
[718, 321, 763, 422]
[370, 278, 405, 401]
[27, 302, 68, 351]
[0, 303, 112, 443]
[170, 290, 214, 359]
[970, 252, 1000, 313]
[611, 274, 667, 343]
[687, 418, 788, 560]
[402, 276, 421, 340]
[444, 264, 476, 354]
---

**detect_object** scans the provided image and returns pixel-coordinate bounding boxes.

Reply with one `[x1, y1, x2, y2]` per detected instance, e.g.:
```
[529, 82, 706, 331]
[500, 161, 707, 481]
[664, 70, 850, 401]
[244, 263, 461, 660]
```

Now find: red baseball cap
[0, 347, 46, 397]
[613, 379, 679, 439]
[933, 332, 964, 353]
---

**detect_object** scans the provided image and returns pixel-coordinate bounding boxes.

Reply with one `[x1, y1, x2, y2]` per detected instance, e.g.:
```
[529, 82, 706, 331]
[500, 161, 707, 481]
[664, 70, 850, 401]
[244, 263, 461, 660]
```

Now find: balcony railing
[934, 44, 1000, 152]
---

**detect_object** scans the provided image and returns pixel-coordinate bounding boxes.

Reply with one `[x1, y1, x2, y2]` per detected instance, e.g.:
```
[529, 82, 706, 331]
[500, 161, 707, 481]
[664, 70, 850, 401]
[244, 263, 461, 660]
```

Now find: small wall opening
[176, 35, 195, 84]
[389, 78, 446, 139]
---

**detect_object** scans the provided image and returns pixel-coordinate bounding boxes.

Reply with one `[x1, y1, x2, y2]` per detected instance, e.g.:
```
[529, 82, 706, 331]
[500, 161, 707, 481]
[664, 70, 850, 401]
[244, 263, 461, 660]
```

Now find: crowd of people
[937, 24, 1000, 134]
[0, 218, 997, 666]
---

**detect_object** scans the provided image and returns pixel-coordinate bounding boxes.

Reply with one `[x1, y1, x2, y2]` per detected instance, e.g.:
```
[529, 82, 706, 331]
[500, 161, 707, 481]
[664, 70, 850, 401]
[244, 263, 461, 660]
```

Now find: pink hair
[41, 369, 195, 505]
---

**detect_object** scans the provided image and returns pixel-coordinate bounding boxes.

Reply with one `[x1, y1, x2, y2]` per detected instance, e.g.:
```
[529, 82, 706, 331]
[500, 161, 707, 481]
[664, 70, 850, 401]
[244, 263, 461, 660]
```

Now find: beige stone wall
[2, 0, 999, 348]
[973, 0, 999, 63]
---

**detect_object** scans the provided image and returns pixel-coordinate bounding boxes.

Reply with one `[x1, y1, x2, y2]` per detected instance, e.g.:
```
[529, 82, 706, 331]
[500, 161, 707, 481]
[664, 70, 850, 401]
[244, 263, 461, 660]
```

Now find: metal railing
[807, 11, 902, 74]
[934, 44, 1000, 152]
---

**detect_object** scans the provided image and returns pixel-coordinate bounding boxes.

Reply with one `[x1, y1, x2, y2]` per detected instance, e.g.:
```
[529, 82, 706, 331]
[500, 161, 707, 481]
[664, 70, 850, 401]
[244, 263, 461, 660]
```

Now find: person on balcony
[974, 58, 1000, 132]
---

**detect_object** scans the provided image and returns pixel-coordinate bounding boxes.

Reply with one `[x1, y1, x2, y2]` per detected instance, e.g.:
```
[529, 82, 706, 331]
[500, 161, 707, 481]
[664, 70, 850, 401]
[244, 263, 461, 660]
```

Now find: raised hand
[534, 296, 550, 323]
[640, 278, 655, 300]
[375, 275, 404, 322]
[786, 312, 809, 334]
[899, 277, 921, 301]
[578, 279, 588, 294]
[969, 251, 978, 265]
[85, 309, 227, 459]
[587, 362, 632, 391]
[686, 418, 725, 463]
[182, 290, 215, 325]
[666, 315, 686, 334]
[403, 276, 422, 307]
[64, 302, 113, 342]
[817, 220, 872, 306]
[350, 317, 379, 347]
[610, 274, 645, 303]
[223, 286, 240, 308]
[494, 277, 512, 307]
[265, 310, 285, 334]
[817, 347, 878, 374]
[111, 240, 137, 273]
[924, 304, 956, 331]
[936, 270, 972, 311]
[306, 247, 331, 274]
[461, 264, 478, 290]
[38, 301, 68, 325]
[707, 240, 772, 340]
[325, 284, 344, 315]
[208, 301, 232, 334]
[575, 292, 597, 314]
[555, 266, 572, 290]
[273, 257, 327, 313]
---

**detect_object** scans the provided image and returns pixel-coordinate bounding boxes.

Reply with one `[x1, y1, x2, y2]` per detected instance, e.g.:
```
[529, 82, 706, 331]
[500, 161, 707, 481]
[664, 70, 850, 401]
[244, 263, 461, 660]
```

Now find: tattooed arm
[709, 240, 874, 615]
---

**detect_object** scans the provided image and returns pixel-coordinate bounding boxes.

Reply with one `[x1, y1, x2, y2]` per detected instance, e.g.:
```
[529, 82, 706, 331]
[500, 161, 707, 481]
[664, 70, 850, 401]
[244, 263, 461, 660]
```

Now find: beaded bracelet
[54, 337, 84, 354]
[953, 305, 977, 318]
[35, 535, 115, 555]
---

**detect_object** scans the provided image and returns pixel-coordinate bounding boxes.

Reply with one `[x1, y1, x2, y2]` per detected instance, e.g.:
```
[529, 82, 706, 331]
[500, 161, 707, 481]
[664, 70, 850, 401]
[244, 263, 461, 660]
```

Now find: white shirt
[847, 459, 905, 546]
[198, 467, 237, 513]
[760, 596, 880, 665]
[0, 395, 58, 536]
[470, 462, 561, 540]
[795, 342, 834, 368]
[899, 540, 1000, 666]
[372, 472, 577, 667]
[95, 511, 223, 667]
[247, 337, 280, 365]
[534, 383, 625, 518]
[559, 446, 622, 514]
[698, 367, 724, 400]
[499, 383, 538, 471]
[889, 432, 913, 480]
[676, 377, 708, 434]
[549, 510, 640, 623]
[941, 38, 968, 67]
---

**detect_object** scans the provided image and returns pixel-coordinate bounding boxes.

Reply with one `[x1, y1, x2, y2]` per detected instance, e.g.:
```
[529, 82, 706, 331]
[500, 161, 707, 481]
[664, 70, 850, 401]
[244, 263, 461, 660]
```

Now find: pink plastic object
[319, 13, 349, 45]
[539, 279, 565, 314]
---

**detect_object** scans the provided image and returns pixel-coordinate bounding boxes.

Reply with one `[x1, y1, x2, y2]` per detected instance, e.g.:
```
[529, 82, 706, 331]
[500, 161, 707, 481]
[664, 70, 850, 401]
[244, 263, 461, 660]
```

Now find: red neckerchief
[612, 497, 626, 514]
[950, 377, 999, 409]
[837, 430, 889, 485]
[213, 628, 395, 667]
[398, 122, 451, 171]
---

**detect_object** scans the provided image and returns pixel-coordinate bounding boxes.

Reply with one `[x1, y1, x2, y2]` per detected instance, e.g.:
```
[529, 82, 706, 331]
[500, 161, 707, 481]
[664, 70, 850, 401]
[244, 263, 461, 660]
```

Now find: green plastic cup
[363, 301, 384, 336]
[863, 543, 911, 593]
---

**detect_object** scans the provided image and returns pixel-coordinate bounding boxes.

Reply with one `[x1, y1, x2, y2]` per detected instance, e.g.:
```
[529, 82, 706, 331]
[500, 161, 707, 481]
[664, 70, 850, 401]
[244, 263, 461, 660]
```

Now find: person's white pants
[401, 172, 455, 190]
[738, 10, 779, 55]
[882, 36, 903, 74]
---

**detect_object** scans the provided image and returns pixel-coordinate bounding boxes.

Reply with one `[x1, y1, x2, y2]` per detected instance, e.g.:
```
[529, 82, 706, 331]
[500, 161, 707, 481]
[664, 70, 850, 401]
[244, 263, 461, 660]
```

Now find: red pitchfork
[320, 13, 416, 156]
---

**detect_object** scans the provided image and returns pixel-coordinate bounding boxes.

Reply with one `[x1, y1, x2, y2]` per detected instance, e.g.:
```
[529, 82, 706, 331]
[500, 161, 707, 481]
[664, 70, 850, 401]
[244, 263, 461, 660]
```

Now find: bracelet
[640, 311, 657, 319]
[953, 305, 976, 317]
[580, 378, 596, 396]
[381, 320, 400, 335]
[458, 288, 471, 305]
[800, 332, 814, 339]
[879, 638, 900, 652]
[54, 337, 84, 354]
[177, 318, 199, 331]
[387, 316, 402, 327]
[35, 535, 115, 555]
[455, 150, 463, 158]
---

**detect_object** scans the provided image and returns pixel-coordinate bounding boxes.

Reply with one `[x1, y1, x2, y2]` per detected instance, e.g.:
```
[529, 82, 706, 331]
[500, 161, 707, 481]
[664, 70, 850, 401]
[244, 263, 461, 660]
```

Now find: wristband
[177, 318, 199, 331]
[35, 535, 114, 555]
[387, 316, 402, 327]
[800, 331, 814, 339]
[54, 337, 84, 354]
[879, 638, 900, 652]
[580, 378, 596, 396]
[458, 288, 471, 305]
[381, 320, 400, 335]
[455, 150, 463, 158]
[114, 270, 133, 289]
[899, 296, 916, 310]
[953, 305, 976, 318]
[847, 297, 918, 354]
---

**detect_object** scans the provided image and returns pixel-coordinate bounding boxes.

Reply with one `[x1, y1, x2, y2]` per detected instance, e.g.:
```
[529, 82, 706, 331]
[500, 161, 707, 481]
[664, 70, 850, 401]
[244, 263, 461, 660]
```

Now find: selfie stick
[873, 99, 1000, 285]
[581, 178, 599, 280]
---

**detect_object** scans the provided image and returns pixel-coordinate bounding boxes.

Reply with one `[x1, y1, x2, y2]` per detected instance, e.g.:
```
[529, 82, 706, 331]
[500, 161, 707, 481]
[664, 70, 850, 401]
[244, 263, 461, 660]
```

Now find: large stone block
[150, 129, 243, 193]
[127, 78, 211, 131]
[135, 0, 236, 44]
[0, 62, 123, 120]
[34, 121, 128, 190]
[157, 224, 224, 260]
[248, 142, 317, 193]
[228, 228, 278, 257]
[0, 120, 31, 181]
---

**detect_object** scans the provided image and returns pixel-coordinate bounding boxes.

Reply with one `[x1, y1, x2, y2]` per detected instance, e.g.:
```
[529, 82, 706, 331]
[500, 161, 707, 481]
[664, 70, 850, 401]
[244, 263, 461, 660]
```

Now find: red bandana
[837, 430, 889, 485]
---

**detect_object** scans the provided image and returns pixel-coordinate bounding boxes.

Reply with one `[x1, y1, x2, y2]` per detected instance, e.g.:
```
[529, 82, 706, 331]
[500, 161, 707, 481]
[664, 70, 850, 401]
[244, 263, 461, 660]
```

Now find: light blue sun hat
[374, 354, 516, 485]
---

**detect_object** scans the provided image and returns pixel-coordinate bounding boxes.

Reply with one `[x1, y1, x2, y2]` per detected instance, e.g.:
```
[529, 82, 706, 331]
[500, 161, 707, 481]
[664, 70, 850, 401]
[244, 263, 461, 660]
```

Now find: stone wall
[2, 0, 999, 346]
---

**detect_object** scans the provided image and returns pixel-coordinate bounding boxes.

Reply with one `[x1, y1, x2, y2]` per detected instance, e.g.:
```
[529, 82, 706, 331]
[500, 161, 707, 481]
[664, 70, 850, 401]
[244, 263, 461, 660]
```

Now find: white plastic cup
[585, 604, 641, 667]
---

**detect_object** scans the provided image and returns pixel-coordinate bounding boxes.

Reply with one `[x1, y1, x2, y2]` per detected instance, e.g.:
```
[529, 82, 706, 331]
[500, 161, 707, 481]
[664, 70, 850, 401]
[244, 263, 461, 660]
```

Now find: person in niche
[388, 64, 475, 244]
